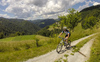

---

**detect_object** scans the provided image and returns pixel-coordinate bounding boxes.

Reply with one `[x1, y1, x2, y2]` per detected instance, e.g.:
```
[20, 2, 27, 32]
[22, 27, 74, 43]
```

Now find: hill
[0, 17, 41, 38]
[37, 5, 100, 37]
[80, 5, 100, 29]
[80, 5, 100, 20]
[30, 19, 57, 28]
[80, 5, 100, 12]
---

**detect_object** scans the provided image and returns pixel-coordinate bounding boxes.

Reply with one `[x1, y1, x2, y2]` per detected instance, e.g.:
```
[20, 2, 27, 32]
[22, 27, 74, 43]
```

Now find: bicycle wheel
[56, 43, 63, 53]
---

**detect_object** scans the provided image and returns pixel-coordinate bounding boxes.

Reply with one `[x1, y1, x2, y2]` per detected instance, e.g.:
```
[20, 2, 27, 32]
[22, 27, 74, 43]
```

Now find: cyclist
[58, 27, 71, 45]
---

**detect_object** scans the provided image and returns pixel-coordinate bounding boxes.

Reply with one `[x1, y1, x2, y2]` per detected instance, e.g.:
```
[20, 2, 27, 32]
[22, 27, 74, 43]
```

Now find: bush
[0, 32, 4, 39]
[82, 16, 98, 29]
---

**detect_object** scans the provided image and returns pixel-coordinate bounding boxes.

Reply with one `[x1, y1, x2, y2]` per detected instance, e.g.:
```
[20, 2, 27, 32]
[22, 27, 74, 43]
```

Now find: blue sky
[0, 0, 100, 20]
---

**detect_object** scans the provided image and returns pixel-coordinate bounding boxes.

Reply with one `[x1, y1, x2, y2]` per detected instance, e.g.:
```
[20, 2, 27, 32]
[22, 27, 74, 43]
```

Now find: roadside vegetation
[89, 34, 100, 62]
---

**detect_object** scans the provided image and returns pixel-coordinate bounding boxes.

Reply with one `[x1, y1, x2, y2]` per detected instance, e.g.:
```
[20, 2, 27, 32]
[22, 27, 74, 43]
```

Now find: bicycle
[56, 37, 71, 53]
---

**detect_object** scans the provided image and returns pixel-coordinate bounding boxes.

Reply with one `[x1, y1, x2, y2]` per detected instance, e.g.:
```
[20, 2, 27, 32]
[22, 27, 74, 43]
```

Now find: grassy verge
[88, 34, 100, 62]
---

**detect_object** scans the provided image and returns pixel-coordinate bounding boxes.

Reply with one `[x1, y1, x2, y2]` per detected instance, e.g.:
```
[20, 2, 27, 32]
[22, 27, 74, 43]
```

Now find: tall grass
[0, 40, 36, 52]
[0, 35, 36, 42]
[0, 35, 58, 62]
[89, 34, 100, 62]
[68, 23, 99, 41]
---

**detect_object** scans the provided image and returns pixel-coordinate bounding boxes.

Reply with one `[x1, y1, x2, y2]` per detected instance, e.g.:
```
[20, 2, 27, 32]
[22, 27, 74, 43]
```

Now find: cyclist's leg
[65, 35, 71, 47]
[65, 35, 68, 43]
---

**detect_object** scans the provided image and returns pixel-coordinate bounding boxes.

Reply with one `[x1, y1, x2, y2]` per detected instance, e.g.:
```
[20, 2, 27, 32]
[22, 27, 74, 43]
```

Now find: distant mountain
[80, 5, 100, 21]
[0, 17, 41, 37]
[30, 19, 57, 28]
[80, 5, 100, 12]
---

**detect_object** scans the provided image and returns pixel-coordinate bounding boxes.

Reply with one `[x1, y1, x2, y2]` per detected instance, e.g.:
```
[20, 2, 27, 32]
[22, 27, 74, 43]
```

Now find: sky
[0, 0, 100, 20]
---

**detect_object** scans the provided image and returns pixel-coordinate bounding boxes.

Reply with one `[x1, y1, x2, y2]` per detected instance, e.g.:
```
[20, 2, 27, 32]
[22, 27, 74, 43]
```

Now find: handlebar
[59, 37, 68, 40]
[59, 37, 64, 39]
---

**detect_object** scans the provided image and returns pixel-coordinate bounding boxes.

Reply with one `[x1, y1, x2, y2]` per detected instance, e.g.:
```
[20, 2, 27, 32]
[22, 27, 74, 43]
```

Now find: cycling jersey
[62, 30, 71, 37]
[62, 30, 70, 35]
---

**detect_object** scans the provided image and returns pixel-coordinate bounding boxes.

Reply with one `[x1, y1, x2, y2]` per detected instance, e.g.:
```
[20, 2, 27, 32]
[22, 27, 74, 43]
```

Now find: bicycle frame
[59, 37, 66, 44]
[56, 37, 71, 53]
[59, 37, 71, 46]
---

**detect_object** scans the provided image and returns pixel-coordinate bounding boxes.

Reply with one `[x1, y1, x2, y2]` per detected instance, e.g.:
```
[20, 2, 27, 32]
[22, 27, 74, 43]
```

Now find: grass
[54, 58, 62, 62]
[0, 37, 57, 62]
[68, 23, 98, 41]
[0, 43, 57, 62]
[0, 35, 36, 42]
[63, 59, 67, 62]
[0, 35, 58, 62]
[70, 53, 74, 55]
[64, 54, 69, 57]
[88, 34, 100, 62]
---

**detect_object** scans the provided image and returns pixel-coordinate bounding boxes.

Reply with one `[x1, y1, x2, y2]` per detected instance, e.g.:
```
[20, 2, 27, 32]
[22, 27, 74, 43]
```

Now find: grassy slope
[0, 23, 99, 62]
[0, 35, 57, 62]
[61, 23, 99, 41]
[0, 35, 36, 42]
[89, 34, 100, 62]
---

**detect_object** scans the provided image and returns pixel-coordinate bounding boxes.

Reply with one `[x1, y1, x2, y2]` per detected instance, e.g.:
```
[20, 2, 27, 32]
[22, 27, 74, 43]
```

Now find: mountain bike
[56, 37, 71, 53]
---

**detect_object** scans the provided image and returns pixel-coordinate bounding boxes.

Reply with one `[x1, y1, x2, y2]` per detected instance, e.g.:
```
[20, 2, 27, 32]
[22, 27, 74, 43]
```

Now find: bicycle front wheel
[56, 43, 63, 53]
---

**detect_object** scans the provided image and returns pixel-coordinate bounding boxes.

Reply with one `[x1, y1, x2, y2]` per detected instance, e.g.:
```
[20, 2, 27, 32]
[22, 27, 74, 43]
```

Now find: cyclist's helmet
[63, 27, 67, 30]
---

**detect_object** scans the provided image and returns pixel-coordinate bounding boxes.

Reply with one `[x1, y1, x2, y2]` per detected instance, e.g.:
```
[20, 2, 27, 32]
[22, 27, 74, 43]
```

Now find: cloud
[77, 0, 94, 11]
[93, 2, 100, 6]
[0, 0, 89, 20]
[0, 0, 7, 6]
[27, 0, 49, 7]
[0, 14, 10, 18]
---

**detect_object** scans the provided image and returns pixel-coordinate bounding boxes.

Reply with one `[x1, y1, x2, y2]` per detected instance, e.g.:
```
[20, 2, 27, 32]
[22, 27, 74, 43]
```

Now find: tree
[0, 32, 4, 39]
[59, 8, 81, 31]
[15, 32, 21, 36]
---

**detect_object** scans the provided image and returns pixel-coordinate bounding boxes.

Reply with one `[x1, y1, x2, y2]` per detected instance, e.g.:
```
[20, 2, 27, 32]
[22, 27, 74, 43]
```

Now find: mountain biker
[58, 27, 71, 45]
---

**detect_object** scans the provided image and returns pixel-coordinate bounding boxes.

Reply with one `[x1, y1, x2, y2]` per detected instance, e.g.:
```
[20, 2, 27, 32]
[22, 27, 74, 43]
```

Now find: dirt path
[25, 34, 95, 62]
[67, 38, 95, 62]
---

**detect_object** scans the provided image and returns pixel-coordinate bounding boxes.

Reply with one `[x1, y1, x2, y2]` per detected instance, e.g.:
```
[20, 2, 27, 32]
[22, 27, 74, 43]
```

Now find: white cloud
[77, 0, 94, 11]
[0, 14, 10, 18]
[0, 0, 7, 6]
[93, 2, 100, 6]
[0, 0, 89, 20]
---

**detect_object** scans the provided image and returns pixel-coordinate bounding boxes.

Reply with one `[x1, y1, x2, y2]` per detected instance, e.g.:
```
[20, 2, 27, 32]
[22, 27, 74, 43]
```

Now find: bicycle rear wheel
[56, 43, 63, 53]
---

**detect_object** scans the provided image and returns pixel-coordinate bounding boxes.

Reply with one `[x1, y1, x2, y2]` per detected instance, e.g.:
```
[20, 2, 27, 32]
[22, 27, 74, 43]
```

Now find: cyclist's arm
[58, 32, 63, 37]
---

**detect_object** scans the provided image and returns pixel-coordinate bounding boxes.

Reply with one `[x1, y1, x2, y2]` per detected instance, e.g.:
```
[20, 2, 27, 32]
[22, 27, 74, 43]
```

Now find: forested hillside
[30, 19, 57, 28]
[0, 17, 41, 38]
[80, 5, 100, 29]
